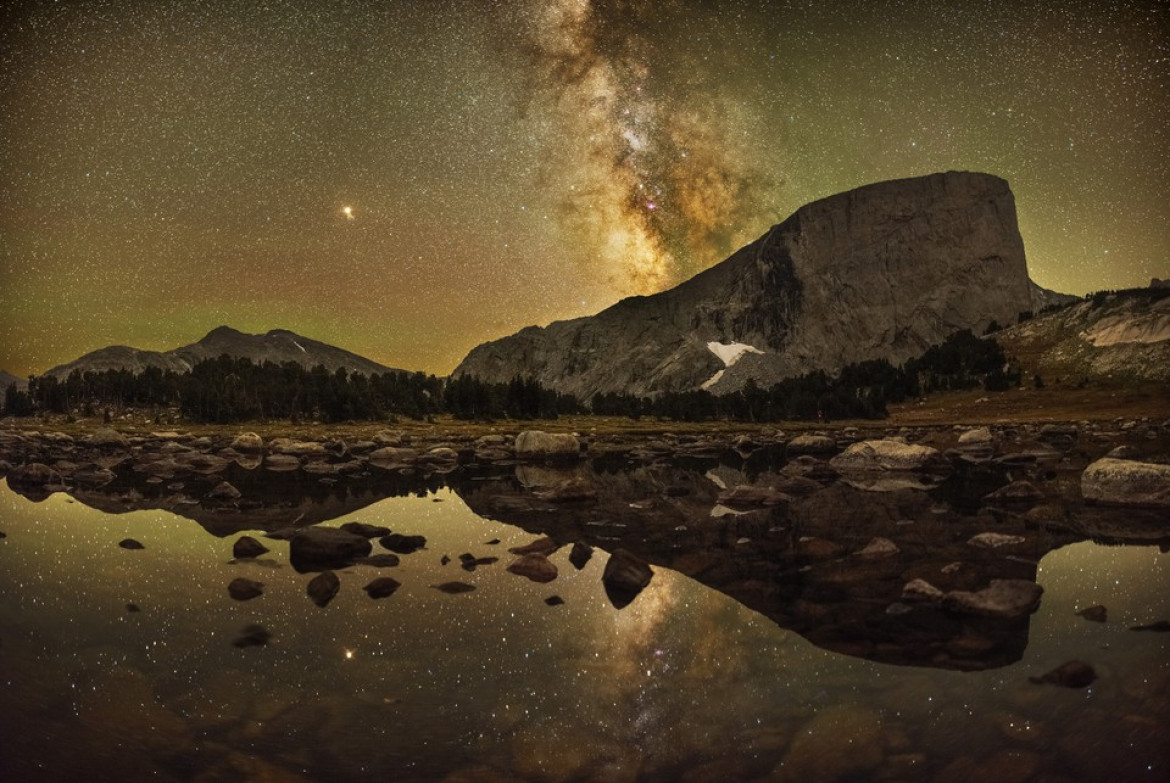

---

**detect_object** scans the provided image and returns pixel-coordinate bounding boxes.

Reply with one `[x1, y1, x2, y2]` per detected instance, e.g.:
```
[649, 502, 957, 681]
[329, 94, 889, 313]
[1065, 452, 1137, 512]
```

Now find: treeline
[2, 329, 1018, 423]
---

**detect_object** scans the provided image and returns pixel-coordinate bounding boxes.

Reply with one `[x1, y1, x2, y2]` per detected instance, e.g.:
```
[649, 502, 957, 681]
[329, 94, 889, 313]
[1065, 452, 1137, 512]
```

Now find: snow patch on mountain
[701, 341, 764, 390]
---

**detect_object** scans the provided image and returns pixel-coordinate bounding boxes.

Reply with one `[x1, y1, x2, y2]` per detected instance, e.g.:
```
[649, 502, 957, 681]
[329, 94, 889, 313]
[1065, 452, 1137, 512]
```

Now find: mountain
[0, 370, 25, 390]
[41, 326, 398, 379]
[996, 286, 1170, 382]
[454, 171, 1064, 398]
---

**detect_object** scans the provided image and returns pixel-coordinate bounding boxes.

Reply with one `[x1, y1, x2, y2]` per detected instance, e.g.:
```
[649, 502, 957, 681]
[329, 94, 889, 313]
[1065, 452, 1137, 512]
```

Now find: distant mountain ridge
[0, 370, 25, 390]
[454, 171, 1070, 398]
[41, 326, 399, 379]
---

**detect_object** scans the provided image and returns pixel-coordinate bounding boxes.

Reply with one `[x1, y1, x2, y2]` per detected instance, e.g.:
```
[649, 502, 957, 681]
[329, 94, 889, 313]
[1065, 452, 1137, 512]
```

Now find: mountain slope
[41, 327, 398, 379]
[0, 370, 25, 390]
[455, 171, 1057, 398]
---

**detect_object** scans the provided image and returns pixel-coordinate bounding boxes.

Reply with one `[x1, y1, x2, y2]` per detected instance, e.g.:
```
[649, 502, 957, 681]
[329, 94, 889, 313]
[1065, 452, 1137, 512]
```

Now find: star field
[1, 0, 1167, 377]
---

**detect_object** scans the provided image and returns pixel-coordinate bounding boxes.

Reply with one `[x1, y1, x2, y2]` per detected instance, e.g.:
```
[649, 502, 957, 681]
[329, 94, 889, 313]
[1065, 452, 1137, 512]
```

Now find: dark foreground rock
[433, 581, 476, 594]
[307, 571, 341, 607]
[1082, 458, 1170, 507]
[364, 577, 401, 599]
[227, 577, 264, 601]
[602, 549, 653, 608]
[379, 533, 427, 554]
[118, 538, 145, 550]
[233, 535, 269, 559]
[507, 553, 558, 583]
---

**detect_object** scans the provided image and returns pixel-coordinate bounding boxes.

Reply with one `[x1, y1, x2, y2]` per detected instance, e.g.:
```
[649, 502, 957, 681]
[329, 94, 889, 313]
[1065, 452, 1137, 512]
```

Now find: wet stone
[228, 577, 264, 601]
[307, 571, 341, 608]
[380, 533, 427, 554]
[364, 577, 401, 599]
[233, 535, 269, 559]
[118, 538, 145, 550]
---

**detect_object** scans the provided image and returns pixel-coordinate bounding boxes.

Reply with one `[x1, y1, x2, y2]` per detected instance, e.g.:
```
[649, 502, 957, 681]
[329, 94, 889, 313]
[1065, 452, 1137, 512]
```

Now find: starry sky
[1, 0, 1167, 378]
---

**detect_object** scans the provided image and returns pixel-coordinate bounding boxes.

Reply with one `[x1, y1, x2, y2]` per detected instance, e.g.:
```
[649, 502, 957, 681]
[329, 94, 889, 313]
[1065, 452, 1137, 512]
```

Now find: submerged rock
[602, 549, 653, 608]
[232, 624, 271, 648]
[232, 535, 269, 559]
[307, 571, 341, 607]
[1130, 620, 1170, 632]
[364, 577, 401, 599]
[1029, 660, 1097, 688]
[227, 577, 264, 601]
[1082, 458, 1170, 507]
[432, 581, 476, 594]
[1076, 605, 1108, 623]
[772, 704, 885, 782]
[507, 553, 558, 583]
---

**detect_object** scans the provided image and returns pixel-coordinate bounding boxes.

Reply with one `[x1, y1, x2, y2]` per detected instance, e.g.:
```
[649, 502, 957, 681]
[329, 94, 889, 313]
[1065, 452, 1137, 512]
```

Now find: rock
[1076, 605, 1107, 623]
[830, 439, 949, 472]
[207, 481, 242, 500]
[232, 624, 271, 648]
[307, 571, 341, 607]
[944, 579, 1043, 618]
[289, 527, 372, 571]
[452, 173, 1037, 398]
[367, 446, 420, 468]
[1038, 423, 1078, 448]
[7, 462, 62, 486]
[539, 478, 597, 502]
[372, 429, 405, 446]
[261, 453, 300, 471]
[230, 432, 264, 452]
[509, 537, 559, 556]
[514, 431, 580, 460]
[602, 549, 653, 608]
[340, 521, 392, 538]
[1029, 660, 1097, 687]
[379, 533, 427, 554]
[780, 455, 840, 483]
[1082, 458, 1170, 507]
[459, 554, 498, 572]
[983, 480, 1043, 504]
[855, 537, 899, 557]
[569, 542, 593, 570]
[957, 426, 994, 445]
[544, 595, 565, 606]
[786, 434, 838, 455]
[433, 581, 476, 594]
[233, 536, 269, 559]
[89, 428, 129, 448]
[363, 577, 401, 599]
[355, 554, 401, 568]
[795, 536, 844, 560]
[271, 439, 327, 457]
[968, 532, 1026, 548]
[118, 538, 145, 550]
[772, 704, 885, 782]
[507, 553, 558, 583]
[228, 577, 264, 601]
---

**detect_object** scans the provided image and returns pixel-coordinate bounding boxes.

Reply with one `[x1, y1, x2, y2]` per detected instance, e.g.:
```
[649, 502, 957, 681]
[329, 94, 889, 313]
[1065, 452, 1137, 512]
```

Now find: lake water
[1, 462, 1168, 783]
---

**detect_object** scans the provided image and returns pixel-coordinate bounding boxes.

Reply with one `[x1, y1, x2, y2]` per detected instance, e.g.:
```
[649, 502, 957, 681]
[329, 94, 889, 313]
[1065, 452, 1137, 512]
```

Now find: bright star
[342, 206, 354, 220]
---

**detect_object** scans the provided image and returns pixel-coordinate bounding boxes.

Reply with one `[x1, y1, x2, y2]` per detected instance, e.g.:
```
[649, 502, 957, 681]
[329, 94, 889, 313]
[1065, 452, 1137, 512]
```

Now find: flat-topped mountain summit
[41, 326, 397, 380]
[454, 171, 1066, 398]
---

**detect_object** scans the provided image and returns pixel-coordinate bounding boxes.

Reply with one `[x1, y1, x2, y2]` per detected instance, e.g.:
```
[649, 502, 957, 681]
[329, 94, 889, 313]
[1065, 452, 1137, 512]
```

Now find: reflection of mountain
[451, 462, 1081, 672]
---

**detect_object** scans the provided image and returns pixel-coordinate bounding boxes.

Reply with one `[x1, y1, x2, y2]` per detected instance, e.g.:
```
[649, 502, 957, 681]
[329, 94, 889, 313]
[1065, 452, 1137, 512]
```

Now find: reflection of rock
[290, 527, 372, 571]
[983, 480, 1043, 505]
[307, 570, 340, 607]
[1029, 660, 1097, 687]
[1082, 458, 1170, 507]
[602, 549, 653, 608]
[8, 462, 62, 487]
[944, 579, 1043, 618]
[207, 480, 242, 500]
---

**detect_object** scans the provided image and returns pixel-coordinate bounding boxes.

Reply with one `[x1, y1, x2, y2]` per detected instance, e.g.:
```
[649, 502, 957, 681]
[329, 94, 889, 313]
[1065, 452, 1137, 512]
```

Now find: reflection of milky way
[525, 0, 775, 295]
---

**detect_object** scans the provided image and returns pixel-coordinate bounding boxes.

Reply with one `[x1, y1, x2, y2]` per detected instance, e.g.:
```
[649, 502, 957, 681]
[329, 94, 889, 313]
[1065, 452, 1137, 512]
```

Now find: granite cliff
[454, 172, 1058, 398]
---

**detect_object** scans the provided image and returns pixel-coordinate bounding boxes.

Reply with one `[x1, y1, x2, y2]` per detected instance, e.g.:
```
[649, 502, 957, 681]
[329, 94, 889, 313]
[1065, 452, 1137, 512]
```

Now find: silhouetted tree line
[3, 329, 1018, 423]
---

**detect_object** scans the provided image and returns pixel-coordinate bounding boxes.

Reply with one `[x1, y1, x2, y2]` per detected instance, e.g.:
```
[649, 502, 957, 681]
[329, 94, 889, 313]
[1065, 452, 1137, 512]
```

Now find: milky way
[1, 0, 1166, 377]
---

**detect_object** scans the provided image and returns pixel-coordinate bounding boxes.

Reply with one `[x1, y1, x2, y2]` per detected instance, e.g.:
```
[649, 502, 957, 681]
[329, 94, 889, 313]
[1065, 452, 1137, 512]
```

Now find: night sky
[2, 0, 1167, 378]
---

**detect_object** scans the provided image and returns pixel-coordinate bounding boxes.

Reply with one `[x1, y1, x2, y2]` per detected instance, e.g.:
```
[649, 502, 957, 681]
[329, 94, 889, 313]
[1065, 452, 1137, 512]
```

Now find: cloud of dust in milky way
[516, 0, 778, 297]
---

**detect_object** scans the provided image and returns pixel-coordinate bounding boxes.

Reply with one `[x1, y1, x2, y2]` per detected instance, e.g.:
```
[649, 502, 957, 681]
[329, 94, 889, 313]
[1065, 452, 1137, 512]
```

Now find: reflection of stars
[342, 205, 354, 220]
[344, 648, 355, 660]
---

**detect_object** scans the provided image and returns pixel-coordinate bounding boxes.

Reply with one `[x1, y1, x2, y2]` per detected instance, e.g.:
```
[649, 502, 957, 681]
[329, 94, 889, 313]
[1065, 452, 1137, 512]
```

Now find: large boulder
[1081, 458, 1170, 508]
[289, 527, 372, 571]
[602, 549, 653, 608]
[230, 432, 264, 452]
[830, 439, 949, 473]
[514, 431, 580, 460]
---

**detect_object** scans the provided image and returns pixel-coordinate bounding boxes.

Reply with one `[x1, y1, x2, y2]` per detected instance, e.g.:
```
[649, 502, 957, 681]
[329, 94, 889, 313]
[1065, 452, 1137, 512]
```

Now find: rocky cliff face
[455, 171, 1048, 398]
[42, 326, 397, 379]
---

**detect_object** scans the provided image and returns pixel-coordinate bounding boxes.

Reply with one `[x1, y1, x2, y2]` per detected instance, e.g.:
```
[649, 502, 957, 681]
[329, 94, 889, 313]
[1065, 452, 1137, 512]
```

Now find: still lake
[1, 451, 1167, 782]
